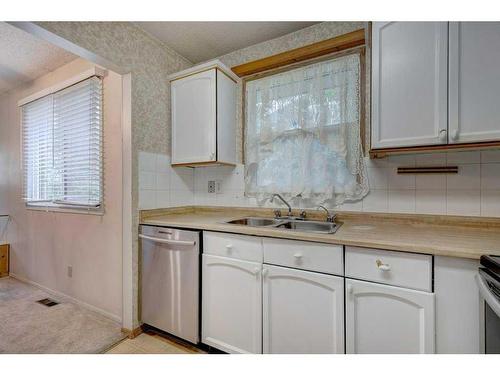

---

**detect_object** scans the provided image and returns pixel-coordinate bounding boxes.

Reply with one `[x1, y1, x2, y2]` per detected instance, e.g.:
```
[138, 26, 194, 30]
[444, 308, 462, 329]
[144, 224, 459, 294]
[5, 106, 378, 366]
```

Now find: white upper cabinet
[263, 265, 344, 354]
[448, 22, 500, 144]
[170, 60, 237, 166]
[345, 279, 435, 354]
[371, 22, 448, 149]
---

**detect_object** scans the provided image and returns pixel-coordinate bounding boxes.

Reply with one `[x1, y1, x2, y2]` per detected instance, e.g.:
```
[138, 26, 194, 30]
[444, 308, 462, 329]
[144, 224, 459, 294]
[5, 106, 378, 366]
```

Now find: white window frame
[19, 67, 106, 214]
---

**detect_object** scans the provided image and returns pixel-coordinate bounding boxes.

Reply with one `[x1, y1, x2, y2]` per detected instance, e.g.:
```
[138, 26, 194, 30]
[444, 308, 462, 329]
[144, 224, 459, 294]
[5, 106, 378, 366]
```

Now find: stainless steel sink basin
[224, 216, 341, 234]
[276, 220, 340, 234]
[225, 217, 283, 227]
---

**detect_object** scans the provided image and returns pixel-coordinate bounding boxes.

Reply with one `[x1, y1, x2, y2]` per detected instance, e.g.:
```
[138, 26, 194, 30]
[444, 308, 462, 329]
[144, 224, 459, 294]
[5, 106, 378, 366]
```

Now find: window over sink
[244, 52, 368, 207]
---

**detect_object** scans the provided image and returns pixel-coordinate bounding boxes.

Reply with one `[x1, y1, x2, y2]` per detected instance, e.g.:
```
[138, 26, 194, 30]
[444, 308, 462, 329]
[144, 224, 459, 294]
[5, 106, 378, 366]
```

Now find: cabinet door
[371, 22, 448, 149]
[345, 279, 435, 354]
[202, 254, 262, 353]
[263, 265, 344, 354]
[216, 71, 237, 164]
[171, 69, 216, 164]
[434, 256, 481, 353]
[449, 22, 500, 144]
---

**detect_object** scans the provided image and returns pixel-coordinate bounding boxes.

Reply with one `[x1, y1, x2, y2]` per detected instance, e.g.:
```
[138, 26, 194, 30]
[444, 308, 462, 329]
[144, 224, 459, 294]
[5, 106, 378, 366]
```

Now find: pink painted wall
[0, 58, 123, 320]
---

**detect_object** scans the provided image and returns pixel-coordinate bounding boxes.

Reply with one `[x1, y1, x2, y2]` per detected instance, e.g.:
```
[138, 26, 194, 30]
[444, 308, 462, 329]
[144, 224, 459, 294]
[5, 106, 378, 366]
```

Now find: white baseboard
[9, 273, 122, 324]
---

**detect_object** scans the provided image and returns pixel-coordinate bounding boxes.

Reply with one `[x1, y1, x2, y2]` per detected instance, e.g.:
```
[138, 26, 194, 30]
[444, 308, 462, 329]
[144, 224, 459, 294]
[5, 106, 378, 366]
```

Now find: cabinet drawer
[263, 238, 343, 276]
[345, 246, 432, 292]
[203, 232, 262, 262]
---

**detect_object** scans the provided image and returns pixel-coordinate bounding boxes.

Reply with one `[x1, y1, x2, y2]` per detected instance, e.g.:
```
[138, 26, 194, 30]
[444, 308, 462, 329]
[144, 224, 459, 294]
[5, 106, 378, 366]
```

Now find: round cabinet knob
[438, 129, 447, 142]
[347, 284, 353, 295]
[225, 244, 233, 251]
[262, 268, 268, 277]
[376, 259, 391, 271]
[293, 253, 303, 260]
[451, 129, 459, 141]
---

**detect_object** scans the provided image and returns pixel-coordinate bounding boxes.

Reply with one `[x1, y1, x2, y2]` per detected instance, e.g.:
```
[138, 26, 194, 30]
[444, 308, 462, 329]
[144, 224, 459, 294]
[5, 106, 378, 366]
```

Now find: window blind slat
[21, 76, 103, 209]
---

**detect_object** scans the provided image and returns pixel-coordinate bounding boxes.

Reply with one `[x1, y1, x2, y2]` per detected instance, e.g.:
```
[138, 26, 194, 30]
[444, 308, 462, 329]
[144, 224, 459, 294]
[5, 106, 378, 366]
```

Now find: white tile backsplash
[366, 167, 388, 189]
[337, 200, 363, 212]
[138, 151, 194, 209]
[139, 150, 498, 217]
[156, 154, 170, 174]
[156, 172, 170, 190]
[388, 190, 415, 213]
[481, 190, 500, 217]
[415, 190, 446, 215]
[139, 189, 156, 209]
[481, 163, 500, 190]
[446, 151, 481, 165]
[416, 173, 446, 190]
[218, 164, 245, 190]
[446, 190, 481, 216]
[384, 154, 416, 167]
[387, 168, 415, 189]
[170, 168, 194, 191]
[481, 150, 500, 164]
[415, 153, 446, 165]
[362, 189, 388, 213]
[156, 190, 170, 207]
[139, 171, 155, 190]
[194, 166, 217, 191]
[446, 164, 481, 190]
[170, 189, 194, 207]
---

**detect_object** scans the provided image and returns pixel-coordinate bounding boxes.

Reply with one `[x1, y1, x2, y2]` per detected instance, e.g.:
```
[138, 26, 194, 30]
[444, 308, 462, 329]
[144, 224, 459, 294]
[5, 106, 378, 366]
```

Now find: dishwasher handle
[476, 273, 500, 318]
[139, 233, 196, 246]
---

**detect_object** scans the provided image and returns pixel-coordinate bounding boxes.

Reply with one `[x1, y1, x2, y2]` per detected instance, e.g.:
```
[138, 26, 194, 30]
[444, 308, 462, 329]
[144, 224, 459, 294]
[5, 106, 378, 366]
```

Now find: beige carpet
[0, 277, 125, 354]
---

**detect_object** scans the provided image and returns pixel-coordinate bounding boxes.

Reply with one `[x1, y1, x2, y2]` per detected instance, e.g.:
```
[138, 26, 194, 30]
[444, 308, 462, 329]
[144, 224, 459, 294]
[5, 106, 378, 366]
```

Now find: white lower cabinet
[201, 232, 442, 354]
[202, 254, 262, 353]
[434, 256, 481, 353]
[263, 264, 344, 353]
[345, 279, 435, 354]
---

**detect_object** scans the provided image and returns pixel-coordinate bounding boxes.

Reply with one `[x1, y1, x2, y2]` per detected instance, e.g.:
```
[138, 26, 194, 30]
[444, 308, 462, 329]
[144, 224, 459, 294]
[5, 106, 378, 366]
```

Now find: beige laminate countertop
[140, 206, 500, 260]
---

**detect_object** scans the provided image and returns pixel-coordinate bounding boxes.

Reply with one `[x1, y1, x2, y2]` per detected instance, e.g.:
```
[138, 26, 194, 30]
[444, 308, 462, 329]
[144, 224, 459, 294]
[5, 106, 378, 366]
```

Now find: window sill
[26, 204, 104, 216]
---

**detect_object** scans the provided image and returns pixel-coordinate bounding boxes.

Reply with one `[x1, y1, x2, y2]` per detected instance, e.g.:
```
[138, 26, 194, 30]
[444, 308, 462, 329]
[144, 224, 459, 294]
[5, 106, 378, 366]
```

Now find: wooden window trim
[232, 29, 365, 78]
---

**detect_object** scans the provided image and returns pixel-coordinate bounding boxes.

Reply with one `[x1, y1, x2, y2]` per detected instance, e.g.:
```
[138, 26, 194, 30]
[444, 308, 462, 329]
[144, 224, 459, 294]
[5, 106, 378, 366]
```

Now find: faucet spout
[317, 205, 336, 223]
[271, 194, 292, 216]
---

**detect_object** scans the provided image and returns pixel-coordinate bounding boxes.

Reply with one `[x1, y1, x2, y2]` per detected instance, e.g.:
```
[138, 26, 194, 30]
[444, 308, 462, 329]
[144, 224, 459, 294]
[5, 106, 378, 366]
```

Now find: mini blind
[22, 76, 103, 209]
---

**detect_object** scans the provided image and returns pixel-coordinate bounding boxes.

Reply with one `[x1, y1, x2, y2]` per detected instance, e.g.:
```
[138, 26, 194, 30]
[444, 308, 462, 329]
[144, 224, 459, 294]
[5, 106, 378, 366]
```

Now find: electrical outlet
[208, 180, 216, 194]
[67, 266, 72, 278]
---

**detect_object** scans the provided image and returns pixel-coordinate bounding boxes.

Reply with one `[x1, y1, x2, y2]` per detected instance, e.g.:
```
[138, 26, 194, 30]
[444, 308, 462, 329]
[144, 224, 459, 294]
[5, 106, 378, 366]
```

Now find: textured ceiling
[136, 21, 319, 63]
[0, 22, 77, 95]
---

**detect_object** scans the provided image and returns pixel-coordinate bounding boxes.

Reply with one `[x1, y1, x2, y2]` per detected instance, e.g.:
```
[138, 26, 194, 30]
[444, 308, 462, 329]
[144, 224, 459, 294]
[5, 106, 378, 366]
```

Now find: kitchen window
[244, 52, 368, 207]
[21, 75, 103, 211]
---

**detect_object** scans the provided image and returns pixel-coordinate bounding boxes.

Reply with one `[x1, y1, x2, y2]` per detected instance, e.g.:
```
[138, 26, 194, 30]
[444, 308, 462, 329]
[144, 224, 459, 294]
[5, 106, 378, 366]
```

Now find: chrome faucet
[271, 194, 292, 217]
[317, 205, 336, 223]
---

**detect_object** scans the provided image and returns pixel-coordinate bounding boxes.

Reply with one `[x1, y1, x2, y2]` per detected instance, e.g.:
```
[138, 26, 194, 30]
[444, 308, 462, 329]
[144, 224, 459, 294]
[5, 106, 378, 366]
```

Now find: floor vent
[36, 298, 59, 307]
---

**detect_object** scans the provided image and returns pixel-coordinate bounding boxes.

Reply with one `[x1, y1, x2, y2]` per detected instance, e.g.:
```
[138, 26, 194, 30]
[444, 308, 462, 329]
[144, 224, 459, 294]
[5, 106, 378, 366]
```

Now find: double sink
[225, 216, 341, 234]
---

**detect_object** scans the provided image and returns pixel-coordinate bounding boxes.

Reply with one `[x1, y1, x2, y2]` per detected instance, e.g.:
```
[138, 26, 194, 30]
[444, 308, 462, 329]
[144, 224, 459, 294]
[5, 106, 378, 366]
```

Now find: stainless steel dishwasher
[140, 225, 200, 344]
